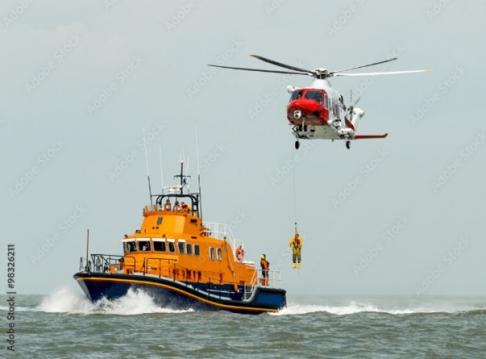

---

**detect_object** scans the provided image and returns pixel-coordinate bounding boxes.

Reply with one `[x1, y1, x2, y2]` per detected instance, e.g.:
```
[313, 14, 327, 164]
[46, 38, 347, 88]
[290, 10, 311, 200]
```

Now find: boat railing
[144, 257, 178, 279]
[80, 254, 125, 273]
[80, 254, 281, 301]
[82, 254, 230, 286]
[243, 269, 258, 301]
[201, 222, 234, 240]
[258, 268, 281, 288]
[143, 258, 226, 286]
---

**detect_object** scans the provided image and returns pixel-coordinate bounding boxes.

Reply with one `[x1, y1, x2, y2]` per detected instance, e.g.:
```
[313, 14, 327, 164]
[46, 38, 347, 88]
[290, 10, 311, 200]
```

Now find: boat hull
[74, 272, 286, 314]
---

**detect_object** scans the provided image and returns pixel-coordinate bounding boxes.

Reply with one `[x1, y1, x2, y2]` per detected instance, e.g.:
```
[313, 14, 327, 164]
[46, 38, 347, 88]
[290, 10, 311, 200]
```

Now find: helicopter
[209, 55, 425, 149]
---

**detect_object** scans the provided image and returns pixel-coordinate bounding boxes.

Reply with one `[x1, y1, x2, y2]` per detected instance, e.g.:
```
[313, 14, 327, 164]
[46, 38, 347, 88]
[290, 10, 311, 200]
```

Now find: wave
[2, 292, 485, 317]
[36, 287, 193, 315]
[272, 301, 486, 316]
[0, 305, 34, 312]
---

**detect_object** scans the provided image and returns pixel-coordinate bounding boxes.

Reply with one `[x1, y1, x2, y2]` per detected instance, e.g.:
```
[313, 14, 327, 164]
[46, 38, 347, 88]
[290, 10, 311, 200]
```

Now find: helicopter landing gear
[295, 140, 300, 150]
[346, 140, 351, 150]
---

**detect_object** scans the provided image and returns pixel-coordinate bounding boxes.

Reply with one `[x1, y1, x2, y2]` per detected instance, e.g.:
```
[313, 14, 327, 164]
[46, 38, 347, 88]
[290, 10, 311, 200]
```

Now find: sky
[1, 0, 485, 296]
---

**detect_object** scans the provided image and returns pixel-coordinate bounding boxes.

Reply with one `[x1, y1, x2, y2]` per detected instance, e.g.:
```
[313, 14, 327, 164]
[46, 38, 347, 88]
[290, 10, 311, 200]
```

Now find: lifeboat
[73, 162, 286, 314]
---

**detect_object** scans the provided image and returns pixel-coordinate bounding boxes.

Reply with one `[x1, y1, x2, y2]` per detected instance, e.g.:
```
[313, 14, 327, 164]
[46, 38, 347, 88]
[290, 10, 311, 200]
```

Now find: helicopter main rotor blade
[335, 69, 427, 77]
[332, 57, 398, 74]
[207, 64, 310, 76]
[250, 54, 314, 74]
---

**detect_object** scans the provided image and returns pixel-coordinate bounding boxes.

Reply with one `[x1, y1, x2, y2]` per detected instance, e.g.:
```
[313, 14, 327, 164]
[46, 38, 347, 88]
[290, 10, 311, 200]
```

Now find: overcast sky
[1, 0, 485, 296]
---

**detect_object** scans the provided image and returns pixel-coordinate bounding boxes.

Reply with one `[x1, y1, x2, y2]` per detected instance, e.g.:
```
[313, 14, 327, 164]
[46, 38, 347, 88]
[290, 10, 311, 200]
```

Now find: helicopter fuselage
[287, 79, 364, 141]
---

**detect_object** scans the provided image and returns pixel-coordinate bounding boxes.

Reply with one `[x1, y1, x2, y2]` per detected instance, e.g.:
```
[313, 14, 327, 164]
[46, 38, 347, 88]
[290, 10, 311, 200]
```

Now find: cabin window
[168, 241, 175, 253]
[153, 241, 166, 252]
[304, 90, 324, 103]
[217, 248, 223, 261]
[333, 100, 340, 117]
[125, 241, 136, 252]
[138, 241, 151, 251]
[178, 241, 185, 254]
[209, 247, 215, 261]
[290, 90, 303, 101]
[186, 244, 193, 255]
[194, 244, 200, 256]
[156, 216, 163, 225]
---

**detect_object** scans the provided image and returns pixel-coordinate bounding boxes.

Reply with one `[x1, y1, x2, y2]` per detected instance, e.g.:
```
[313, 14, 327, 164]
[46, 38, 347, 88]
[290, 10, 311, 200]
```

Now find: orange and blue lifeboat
[74, 164, 286, 314]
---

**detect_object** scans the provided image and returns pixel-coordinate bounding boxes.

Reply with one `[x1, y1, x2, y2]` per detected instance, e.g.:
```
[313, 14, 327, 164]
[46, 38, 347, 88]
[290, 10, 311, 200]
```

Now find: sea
[2, 289, 486, 358]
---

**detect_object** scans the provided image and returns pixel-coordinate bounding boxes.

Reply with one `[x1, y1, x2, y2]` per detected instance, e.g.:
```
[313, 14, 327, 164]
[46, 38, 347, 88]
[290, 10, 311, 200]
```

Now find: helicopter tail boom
[354, 133, 388, 140]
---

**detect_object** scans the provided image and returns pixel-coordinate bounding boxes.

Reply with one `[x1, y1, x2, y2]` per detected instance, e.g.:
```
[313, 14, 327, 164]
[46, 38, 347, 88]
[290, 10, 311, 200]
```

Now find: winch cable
[292, 151, 299, 235]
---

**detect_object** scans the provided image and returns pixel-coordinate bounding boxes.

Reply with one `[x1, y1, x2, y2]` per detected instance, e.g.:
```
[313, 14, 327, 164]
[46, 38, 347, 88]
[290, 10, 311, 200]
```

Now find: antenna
[159, 144, 164, 194]
[179, 160, 184, 193]
[186, 158, 190, 192]
[195, 127, 203, 220]
[85, 228, 90, 272]
[142, 128, 153, 205]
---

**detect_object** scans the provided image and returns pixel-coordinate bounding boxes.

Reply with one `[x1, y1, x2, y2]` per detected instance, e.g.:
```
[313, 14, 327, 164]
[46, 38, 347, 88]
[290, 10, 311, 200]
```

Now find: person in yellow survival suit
[260, 254, 270, 286]
[289, 231, 304, 268]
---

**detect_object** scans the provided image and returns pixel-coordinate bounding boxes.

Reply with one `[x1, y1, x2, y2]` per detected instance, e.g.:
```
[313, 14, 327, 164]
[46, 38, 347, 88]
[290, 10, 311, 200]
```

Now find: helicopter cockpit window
[290, 90, 303, 101]
[304, 90, 324, 103]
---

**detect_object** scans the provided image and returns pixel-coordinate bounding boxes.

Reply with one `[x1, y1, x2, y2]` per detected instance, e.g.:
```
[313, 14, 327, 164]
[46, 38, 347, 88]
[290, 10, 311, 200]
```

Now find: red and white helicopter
[209, 55, 425, 149]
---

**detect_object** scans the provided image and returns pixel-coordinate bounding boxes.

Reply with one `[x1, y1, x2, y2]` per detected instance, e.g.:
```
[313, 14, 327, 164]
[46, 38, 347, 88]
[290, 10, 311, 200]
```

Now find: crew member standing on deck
[163, 199, 172, 211]
[289, 229, 304, 269]
[260, 254, 270, 286]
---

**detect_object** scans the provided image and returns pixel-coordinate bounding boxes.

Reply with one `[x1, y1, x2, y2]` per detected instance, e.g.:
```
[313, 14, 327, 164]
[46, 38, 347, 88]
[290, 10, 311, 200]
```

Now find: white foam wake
[0, 305, 33, 312]
[272, 301, 484, 316]
[37, 287, 193, 315]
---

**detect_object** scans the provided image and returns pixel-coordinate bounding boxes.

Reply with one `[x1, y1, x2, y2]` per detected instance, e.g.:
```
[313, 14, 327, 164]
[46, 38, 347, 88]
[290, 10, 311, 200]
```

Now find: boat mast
[174, 161, 190, 195]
